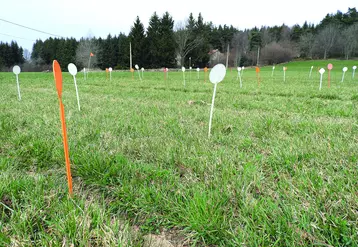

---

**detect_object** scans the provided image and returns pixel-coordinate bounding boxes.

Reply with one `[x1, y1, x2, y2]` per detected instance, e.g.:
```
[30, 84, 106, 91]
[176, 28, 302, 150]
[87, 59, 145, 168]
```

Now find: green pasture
[1, 59, 358, 246]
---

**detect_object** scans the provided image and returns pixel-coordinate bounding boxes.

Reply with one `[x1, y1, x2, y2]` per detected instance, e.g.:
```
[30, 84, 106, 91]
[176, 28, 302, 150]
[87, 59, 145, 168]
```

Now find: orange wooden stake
[53, 60, 73, 196]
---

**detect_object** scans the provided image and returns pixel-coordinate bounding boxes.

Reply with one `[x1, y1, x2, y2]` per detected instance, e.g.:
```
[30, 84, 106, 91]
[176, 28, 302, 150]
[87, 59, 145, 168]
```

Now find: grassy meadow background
[1, 60, 358, 246]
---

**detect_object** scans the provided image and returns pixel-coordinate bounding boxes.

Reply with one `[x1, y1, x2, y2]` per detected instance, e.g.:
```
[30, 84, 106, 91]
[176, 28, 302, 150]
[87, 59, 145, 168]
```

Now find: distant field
[1, 59, 358, 246]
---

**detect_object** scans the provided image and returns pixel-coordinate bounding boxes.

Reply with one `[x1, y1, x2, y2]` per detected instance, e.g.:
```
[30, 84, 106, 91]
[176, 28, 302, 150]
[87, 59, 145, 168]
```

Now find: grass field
[1, 59, 358, 246]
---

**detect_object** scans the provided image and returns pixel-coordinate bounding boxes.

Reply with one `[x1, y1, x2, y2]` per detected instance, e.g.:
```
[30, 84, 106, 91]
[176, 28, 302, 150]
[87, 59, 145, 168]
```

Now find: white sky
[0, 0, 356, 51]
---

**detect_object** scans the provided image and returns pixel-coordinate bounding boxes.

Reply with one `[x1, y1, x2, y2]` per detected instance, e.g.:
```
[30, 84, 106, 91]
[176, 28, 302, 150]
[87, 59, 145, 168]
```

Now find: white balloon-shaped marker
[319, 68, 325, 90]
[109, 67, 113, 81]
[208, 64, 226, 137]
[13, 65, 21, 101]
[283, 67, 287, 82]
[237, 67, 243, 88]
[352, 66, 357, 79]
[342, 67, 348, 82]
[68, 63, 81, 111]
[83, 67, 86, 80]
[196, 67, 200, 79]
[272, 66, 275, 77]
[309, 66, 313, 79]
[182, 67, 186, 87]
[135, 64, 141, 81]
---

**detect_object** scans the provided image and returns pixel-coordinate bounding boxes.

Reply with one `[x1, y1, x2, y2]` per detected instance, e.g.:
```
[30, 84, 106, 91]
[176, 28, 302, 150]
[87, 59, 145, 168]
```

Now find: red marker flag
[90, 52, 94, 57]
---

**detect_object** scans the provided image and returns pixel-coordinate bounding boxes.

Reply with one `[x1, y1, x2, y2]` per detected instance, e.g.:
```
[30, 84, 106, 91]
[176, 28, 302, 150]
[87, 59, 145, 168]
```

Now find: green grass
[1, 59, 358, 246]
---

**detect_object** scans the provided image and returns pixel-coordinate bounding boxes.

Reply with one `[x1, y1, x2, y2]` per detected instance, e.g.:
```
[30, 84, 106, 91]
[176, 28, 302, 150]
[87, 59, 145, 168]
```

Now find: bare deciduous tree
[76, 38, 99, 69]
[174, 20, 203, 67]
[341, 23, 358, 60]
[231, 31, 249, 67]
[300, 33, 315, 59]
[316, 25, 339, 59]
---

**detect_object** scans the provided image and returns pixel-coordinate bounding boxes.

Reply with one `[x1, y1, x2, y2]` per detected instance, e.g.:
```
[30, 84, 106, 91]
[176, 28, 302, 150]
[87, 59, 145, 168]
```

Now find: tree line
[1, 8, 357, 71]
[0, 41, 24, 70]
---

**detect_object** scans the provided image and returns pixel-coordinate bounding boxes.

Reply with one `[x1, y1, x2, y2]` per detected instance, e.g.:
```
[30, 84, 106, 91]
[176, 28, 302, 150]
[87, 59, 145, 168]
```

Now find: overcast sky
[0, 0, 356, 51]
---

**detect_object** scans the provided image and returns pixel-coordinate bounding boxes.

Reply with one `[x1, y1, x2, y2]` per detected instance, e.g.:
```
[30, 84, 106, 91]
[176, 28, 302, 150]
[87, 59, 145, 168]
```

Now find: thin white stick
[137, 70, 142, 81]
[197, 71, 199, 80]
[142, 70, 144, 79]
[284, 70, 286, 82]
[319, 74, 323, 90]
[309, 67, 313, 79]
[208, 83, 217, 138]
[239, 71, 242, 88]
[16, 75, 21, 101]
[353, 70, 355, 79]
[183, 72, 185, 87]
[110, 71, 112, 81]
[73, 75, 80, 111]
[272, 69, 274, 77]
[341, 72, 345, 82]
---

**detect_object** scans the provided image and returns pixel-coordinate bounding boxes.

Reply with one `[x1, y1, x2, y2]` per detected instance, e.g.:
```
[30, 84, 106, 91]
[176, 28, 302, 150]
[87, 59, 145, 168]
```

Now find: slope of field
[1, 60, 358, 246]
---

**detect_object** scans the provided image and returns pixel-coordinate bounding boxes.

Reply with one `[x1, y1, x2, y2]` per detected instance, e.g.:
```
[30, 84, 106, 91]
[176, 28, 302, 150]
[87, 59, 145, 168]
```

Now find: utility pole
[130, 42, 132, 69]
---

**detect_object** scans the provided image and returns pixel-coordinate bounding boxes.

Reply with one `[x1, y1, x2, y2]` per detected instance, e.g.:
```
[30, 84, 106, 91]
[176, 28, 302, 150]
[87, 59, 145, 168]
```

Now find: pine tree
[146, 12, 161, 68]
[129, 16, 147, 68]
[158, 12, 176, 67]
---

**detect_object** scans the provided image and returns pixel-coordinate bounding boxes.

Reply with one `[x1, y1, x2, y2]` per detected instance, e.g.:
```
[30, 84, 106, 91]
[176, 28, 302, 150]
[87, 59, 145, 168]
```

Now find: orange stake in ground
[53, 60, 73, 196]
[256, 66, 261, 87]
[204, 67, 208, 82]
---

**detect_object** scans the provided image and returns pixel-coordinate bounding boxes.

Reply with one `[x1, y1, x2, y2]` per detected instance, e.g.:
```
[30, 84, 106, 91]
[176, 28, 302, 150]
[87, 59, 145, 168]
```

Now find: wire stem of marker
[137, 70, 142, 81]
[309, 68, 313, 79]
[328, 70, 331, 88]
[284, 70, 286, 82]
[341, 72, 345, 83]
[73, 76, 80, 111]
[208, 83, 217, 138]
[16, 75, 21, 101]
[87, 56, 91, 78]
[59, 99, 73, 196]
[239, 72, 242, 88]
[319, 74, 323, 91]
[183, 72, 185, 87]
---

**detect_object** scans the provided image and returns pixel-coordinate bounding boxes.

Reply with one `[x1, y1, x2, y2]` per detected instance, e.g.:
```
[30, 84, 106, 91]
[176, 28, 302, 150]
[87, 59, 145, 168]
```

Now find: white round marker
[13, 65, 21, 100]
[13, 65, 21, 75]
[182, 67, 185, 72]
[196, 68, 200, 72]
[208, 64, 226, 137]
[141, 67, 144, 71]
[343, 67, 348, 72]
[135, 64, 139, 70]
[319, 68, 325, 90]
[68, 63, 81, 111]
[109, 67, 113, 72]
[68, 63, 77, 76]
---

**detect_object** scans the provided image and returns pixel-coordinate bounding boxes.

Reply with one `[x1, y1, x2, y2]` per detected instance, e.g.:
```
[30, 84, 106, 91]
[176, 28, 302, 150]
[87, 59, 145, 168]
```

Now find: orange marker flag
[90, 52, 94, 57]
[256, 66, 261, 87]
[53, 60, 73, 196]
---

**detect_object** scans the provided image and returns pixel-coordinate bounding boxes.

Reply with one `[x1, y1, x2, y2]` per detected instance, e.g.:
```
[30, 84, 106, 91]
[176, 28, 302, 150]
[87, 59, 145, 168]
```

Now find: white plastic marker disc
[197, 68, 200, 72]
[237, 67, 242, 72]
[68, 63, 78, 76]
[135, 64, 139, 70]
[353, 66, 357, 70]
[13, 65, 21, 75]
[182, 67, 185, 72]
[190, 67, 192, 70]
[319, 68, 325, 74]
[209, 64, 226, 84]
[166, 68, 169, 72]
[141, 67, 144, 71]
[109, 67, 113, 72]
[343, 67, 348, 72]
[311, 66, 314, 69]
[242, 66, 245, 70]
[273, 66, 275, 70]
